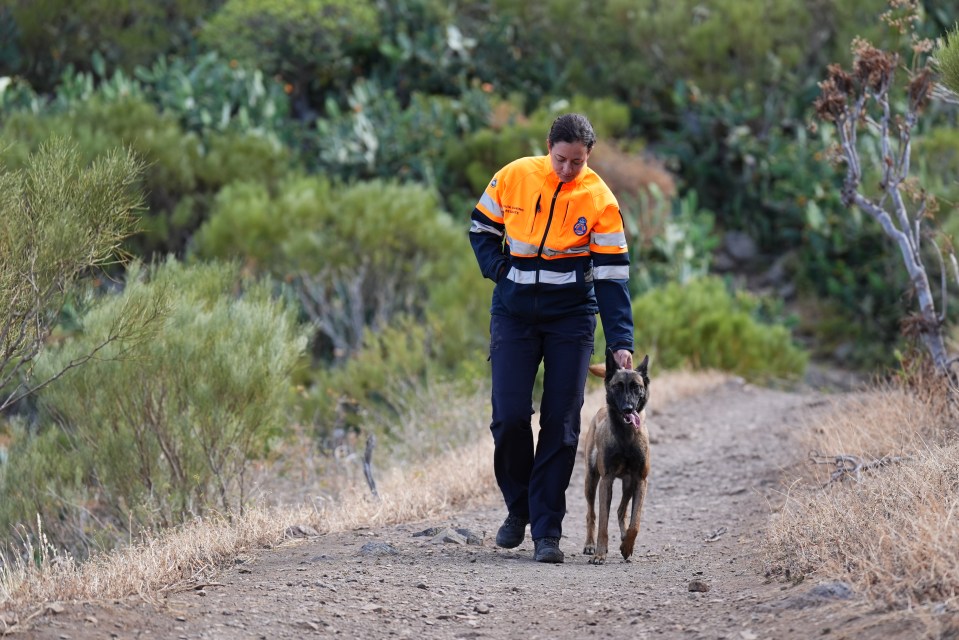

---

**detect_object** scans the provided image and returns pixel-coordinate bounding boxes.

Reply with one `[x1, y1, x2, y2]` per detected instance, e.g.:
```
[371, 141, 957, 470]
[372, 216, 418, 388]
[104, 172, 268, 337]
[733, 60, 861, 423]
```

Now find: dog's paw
[620, 529, 638, 560]
[583, 545, 595, 555]
[588, 554, 607, 565]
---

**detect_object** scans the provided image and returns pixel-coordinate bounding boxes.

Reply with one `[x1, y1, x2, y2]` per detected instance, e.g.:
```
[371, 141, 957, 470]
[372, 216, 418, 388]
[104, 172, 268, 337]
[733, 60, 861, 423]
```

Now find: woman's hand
[613, 349, 632, 370]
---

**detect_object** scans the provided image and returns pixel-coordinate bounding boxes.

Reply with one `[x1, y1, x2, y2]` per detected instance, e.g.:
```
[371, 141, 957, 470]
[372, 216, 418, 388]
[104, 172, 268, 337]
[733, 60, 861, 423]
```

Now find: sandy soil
[17, 378, 940, 639]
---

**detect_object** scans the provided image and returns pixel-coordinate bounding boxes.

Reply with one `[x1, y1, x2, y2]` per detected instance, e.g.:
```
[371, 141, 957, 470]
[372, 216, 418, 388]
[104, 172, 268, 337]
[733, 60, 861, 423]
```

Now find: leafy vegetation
[0, 260, 307, 550]
[0, 139, 148, 413]
[626, 277, 808, 382]
[4, 0, 959, 559]
[200, 0, 380, 113]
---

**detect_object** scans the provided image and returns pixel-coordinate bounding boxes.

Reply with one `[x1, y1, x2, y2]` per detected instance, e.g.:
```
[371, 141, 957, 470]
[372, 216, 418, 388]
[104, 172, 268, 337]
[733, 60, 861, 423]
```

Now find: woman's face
[547, 140, 590, 183]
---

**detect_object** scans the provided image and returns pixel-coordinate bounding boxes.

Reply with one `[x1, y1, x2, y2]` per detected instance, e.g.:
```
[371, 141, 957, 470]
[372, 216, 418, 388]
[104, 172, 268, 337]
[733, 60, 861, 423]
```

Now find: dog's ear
[636, 354, 650, 385]
[605, 348, 619, 381]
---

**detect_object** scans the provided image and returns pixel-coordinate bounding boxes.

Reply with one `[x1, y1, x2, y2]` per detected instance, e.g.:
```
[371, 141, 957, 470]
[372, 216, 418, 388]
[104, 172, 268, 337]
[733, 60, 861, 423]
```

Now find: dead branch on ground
[809, 451, 912, 486]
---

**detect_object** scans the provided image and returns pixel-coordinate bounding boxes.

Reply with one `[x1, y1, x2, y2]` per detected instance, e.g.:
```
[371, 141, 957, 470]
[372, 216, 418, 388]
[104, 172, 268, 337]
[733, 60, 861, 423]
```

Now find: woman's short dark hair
[547, 113, 596, 151]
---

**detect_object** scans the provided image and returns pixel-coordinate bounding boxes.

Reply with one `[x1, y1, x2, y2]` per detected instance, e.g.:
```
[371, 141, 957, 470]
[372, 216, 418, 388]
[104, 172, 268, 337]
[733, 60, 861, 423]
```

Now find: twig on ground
[363, 435, 379, 499]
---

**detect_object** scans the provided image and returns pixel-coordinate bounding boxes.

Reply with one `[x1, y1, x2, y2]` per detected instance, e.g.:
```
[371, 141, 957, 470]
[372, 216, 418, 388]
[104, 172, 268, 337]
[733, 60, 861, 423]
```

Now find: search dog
[582, 350, 650, 564]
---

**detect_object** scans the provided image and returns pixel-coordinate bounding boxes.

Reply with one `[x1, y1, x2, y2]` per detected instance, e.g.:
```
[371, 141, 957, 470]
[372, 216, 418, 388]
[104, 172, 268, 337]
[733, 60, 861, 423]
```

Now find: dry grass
[0, 438, 497, 613]
[765, 375, 959, 609]
[0, 369, 728, 614]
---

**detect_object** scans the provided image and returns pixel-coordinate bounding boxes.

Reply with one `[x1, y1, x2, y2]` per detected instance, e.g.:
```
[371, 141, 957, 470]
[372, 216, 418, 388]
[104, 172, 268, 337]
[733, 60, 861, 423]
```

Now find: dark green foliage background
[2, 0, 957, 551]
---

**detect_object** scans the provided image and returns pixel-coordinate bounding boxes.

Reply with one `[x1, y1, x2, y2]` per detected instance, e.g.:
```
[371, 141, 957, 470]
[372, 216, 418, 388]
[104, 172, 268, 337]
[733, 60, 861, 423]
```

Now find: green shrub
[193, 176, 466, 360]
[37, 52, 294, 140]
[0, 259, 308, 550]
[796, 196, 912, 369]
[134, 52, 293, 138]
[195, 131, 294, 188]
[423, 248, 496, 375]
[0, 96, 200, 193]
[465, 1, 587, 106]
[607, 277, 807, 382]
[195, 176, 457, 276]
[313, 79, 490, 187]
[297, 316, 437, 439]
[912, 126, 959, 211]
[0, 138, 148, 414]
[5, 0, 220, 92]
[0, 75, 40, 113]
[630, 188, 718, 295]
[200, 0, 379, 106]
[0, 95, 294, 257]
[294, 308, 488, 451]
[371, 0, 473, 98]
[467, 0, 890, 107]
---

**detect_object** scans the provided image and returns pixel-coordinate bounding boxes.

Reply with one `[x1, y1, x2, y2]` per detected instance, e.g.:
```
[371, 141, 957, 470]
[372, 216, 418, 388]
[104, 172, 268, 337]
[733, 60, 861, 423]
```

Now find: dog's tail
[587, 364, 606, 378]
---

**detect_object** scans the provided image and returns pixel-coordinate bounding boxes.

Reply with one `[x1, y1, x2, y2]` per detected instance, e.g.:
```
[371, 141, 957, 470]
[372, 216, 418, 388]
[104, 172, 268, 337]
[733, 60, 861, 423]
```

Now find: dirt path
[24, 379, 917, 639]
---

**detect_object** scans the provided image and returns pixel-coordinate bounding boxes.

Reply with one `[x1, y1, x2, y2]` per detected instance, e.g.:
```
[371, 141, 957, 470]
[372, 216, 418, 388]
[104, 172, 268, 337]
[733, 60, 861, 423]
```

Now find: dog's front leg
[583, 467, 599, 555]
[617, 476, 635, 540]
[620, 475, 648, 561]
[589, 475, 614, 565]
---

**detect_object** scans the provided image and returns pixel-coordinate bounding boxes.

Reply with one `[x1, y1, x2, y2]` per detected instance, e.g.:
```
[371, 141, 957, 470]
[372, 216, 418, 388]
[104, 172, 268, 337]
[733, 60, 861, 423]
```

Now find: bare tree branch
[816, 37, 958, 380]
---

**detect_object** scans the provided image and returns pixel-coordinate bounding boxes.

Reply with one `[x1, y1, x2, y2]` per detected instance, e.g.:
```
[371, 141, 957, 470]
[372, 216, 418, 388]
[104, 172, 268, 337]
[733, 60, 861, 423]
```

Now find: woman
[468, 113, 634, 563]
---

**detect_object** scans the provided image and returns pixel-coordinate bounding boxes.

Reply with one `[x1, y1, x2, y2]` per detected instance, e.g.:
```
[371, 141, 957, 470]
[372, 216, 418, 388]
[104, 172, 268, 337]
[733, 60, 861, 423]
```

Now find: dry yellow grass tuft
[765, 377, 959, 608]
[0, 369, 729, 612]
[0, 440, 499, 611]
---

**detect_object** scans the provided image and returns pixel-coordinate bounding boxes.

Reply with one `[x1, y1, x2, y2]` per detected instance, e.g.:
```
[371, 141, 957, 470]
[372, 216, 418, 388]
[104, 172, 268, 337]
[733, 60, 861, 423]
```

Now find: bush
[610, 277, 807, 382]
[0, 138, 147, 413]
[5, 0, 220, 92]
[200, 0, 380, 112]
[297, 316, 437, 439]
[133, 52, 293, 138]
[629, 188, 718, 295]
[423, 248, 496, 376]
[0, 259, 308, 551]
[313, 79, 490, 189]
[370, 0, 474, 100]
[192, 177, 467, 360]
[912, 125, 959, 214]
[11, 52, 294, 143]
[0, 95, 294, 257]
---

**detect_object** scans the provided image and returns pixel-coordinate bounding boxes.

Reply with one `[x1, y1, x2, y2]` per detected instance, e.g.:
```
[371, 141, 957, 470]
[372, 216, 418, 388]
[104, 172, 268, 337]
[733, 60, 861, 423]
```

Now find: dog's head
[600, 350, 650, 425]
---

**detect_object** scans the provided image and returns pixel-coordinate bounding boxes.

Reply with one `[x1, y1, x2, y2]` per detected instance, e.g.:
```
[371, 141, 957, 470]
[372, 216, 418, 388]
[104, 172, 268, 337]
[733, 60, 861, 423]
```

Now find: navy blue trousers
[488, 313, 595, 541]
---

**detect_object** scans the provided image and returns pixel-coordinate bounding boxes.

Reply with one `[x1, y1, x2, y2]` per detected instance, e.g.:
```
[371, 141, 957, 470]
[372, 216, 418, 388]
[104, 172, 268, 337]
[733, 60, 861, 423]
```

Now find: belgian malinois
[582, 350, 650, 565]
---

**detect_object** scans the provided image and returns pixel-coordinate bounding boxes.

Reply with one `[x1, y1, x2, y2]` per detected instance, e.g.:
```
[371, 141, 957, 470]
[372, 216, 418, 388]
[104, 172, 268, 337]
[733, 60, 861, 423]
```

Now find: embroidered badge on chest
[573, 216, 588, 236]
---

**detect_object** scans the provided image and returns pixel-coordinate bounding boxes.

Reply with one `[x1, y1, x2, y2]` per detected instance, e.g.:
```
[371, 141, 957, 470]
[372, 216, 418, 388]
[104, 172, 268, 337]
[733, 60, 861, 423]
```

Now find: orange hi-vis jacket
[469, 155, 634, 352]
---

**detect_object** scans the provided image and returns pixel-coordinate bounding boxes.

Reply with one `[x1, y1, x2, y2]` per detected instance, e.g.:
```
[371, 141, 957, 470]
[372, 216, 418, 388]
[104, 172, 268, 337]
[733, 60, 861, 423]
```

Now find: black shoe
[495, 514, 528, 548]
[534, 537, 564, 563]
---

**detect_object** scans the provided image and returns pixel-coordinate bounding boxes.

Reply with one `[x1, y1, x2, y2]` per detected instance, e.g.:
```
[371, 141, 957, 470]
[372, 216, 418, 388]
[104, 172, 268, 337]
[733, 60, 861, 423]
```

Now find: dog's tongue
[627, 412, 641, 431]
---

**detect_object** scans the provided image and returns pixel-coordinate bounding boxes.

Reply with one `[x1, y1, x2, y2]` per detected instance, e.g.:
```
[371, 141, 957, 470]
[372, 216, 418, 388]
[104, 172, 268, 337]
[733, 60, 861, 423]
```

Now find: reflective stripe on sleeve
[479, 192, 503, 219]
[471, 219, 503, 236]
[591, 231, 627, 249]
[506, 267, 577, 285]
[593, 265, 630, 280]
